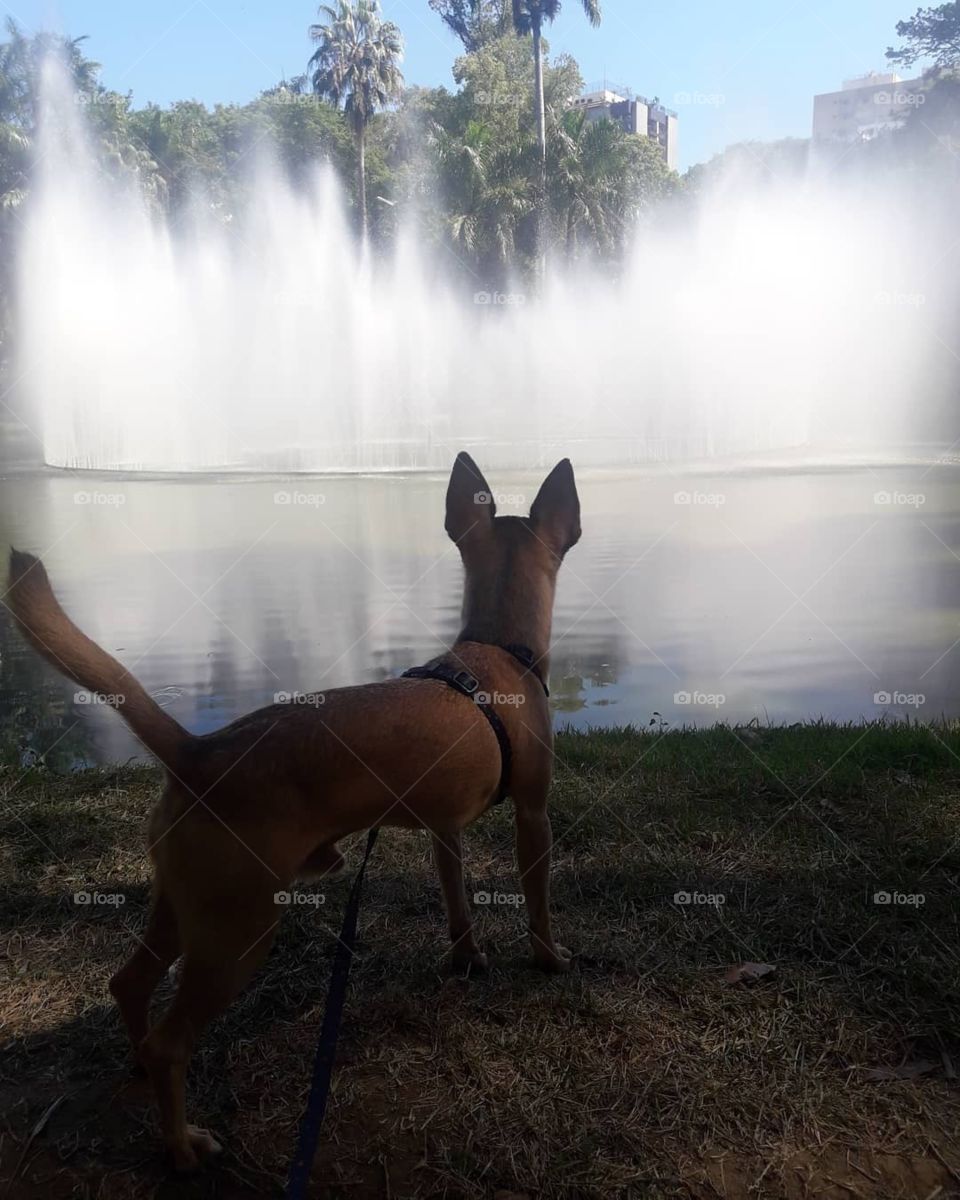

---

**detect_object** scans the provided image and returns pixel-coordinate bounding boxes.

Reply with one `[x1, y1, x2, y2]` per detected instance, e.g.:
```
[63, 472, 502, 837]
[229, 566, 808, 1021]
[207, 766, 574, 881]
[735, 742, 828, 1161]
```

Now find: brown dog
[5, 451, 581, 1170]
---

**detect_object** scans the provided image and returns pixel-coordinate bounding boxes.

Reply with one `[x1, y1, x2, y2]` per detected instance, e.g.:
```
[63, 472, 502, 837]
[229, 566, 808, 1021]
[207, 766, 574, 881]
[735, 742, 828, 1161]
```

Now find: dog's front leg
[432, 831, 487, 971]
[514, 805, 572, 972]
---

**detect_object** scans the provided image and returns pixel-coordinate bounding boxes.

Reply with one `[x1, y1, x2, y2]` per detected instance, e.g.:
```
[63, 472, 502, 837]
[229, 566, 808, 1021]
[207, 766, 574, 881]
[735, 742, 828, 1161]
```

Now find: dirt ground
[3, 723, 960, 1198]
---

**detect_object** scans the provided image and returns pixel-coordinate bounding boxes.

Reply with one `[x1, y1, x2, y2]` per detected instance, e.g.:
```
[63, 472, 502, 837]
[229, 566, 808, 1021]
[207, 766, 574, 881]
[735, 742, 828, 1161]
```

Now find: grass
[3, 722, 960, 1198]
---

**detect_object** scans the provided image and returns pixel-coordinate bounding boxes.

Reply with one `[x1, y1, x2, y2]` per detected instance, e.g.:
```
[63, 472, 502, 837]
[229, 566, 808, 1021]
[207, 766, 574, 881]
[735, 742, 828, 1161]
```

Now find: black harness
[401, 642, 548, 806]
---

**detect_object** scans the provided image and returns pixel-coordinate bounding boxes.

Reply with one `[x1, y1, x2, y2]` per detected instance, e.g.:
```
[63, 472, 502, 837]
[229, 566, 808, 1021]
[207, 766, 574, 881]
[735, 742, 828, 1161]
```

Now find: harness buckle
[452, 670, 479, 695]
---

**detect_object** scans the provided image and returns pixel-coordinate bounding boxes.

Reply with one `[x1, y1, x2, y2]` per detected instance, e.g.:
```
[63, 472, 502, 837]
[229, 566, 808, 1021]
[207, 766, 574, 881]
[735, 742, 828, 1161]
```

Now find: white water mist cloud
[18, 61, 953, 473]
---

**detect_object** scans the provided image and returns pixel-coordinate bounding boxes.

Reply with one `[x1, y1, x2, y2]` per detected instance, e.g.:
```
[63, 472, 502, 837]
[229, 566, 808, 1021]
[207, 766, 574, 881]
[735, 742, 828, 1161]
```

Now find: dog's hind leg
[513, 786, 572, 973]
[109, 888, 180, 1059]
[139, 892, 279, 1171]
[432, 831, 486, 972]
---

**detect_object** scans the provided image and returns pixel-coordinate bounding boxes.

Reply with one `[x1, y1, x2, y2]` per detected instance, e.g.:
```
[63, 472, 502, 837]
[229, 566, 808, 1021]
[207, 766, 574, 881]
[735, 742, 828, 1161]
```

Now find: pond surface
[2, 443, 959, 766]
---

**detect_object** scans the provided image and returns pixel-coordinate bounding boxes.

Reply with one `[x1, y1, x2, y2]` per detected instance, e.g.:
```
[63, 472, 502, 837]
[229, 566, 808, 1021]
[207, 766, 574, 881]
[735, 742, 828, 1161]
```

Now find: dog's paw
[533, 944, 573, 973]
[170, 1126, 223, 1172]
[451, 947, 489, 975]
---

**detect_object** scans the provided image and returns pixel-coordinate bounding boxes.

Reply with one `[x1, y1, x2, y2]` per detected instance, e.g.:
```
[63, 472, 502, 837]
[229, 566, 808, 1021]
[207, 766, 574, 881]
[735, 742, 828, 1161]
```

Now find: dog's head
[444, 452, 581, 622]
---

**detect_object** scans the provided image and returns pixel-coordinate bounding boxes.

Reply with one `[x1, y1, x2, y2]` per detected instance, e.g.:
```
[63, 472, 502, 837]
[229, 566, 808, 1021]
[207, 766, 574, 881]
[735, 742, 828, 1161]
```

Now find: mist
[19, 62, 956, 474]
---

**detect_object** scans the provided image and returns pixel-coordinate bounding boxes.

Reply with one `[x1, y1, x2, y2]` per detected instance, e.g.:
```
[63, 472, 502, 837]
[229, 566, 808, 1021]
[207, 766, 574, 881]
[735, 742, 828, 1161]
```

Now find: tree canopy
[887, 1, 960, 69]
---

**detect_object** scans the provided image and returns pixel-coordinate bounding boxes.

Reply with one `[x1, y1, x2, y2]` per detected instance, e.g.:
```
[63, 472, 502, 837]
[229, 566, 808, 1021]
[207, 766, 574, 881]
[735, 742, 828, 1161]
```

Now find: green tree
[509, 1, 600, 269]
[682, 137, 809, 197]
[433, 117, 534, 277]
[249, 87, 353, 187]
[887, 2, 960, 70]
[129, 101, 230, 210]
[550, 110, 676, 262]
[0, 18, 101, 210]
[308, 0, 404, 237]
[428, 0, 511, 51]
[438, 32, 586, 276]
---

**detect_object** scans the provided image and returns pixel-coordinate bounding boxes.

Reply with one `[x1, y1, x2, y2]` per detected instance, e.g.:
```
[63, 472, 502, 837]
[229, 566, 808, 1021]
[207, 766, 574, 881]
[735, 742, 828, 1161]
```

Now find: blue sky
[10, 0, 926, 167]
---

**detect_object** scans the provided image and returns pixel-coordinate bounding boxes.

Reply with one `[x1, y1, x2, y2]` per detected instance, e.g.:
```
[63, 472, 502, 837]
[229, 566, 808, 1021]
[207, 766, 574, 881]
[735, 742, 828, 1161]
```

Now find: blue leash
[285, 826, 380, 1200]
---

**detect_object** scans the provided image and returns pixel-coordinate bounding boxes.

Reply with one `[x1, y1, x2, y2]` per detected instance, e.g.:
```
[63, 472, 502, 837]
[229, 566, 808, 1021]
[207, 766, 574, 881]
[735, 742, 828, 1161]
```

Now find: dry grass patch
[3, 723, 960, 1197]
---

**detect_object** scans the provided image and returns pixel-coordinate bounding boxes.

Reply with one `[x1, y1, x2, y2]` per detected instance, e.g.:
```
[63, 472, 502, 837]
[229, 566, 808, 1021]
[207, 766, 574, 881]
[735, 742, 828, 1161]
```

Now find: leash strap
[285, 826, 380, 1200]
[401, 662, 513, 804]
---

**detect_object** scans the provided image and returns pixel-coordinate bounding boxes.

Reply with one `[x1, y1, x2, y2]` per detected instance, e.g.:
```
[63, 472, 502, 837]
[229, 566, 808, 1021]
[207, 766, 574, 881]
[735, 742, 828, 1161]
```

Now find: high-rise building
[812, 72, 924, 143]
[572, 87, 678, 170]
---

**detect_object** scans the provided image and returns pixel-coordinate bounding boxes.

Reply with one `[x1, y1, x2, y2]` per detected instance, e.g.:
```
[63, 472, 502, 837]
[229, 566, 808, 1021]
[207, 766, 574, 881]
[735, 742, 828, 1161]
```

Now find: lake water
[2, 434, 959, 766]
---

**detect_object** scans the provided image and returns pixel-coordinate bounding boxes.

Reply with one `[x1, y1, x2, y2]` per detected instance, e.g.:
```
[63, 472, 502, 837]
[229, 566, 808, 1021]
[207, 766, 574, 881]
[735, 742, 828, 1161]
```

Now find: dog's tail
[6, 549, 191, 769]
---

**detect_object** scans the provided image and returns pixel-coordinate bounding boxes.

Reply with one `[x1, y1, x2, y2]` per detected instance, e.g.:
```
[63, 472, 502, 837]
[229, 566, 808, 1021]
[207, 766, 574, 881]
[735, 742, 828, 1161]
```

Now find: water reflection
[1, 461, 959, 765]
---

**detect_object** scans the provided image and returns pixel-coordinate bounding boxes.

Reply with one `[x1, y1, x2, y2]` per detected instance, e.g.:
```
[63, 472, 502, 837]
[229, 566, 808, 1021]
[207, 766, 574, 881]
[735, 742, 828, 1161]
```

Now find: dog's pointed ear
[445, 451, 495, 543]
[530, 459, 581, 557]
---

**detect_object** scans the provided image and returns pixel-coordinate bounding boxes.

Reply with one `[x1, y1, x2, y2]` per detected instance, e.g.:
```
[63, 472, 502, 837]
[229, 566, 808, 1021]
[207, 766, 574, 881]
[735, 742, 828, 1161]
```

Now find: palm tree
[510, 0, 601, 168]
[432, 118, 534, 276]
[510, 1, 599, 271]
[0, 19, 102, 209]
[308, 0, 404, 237]
[550, 109, 653, 262]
